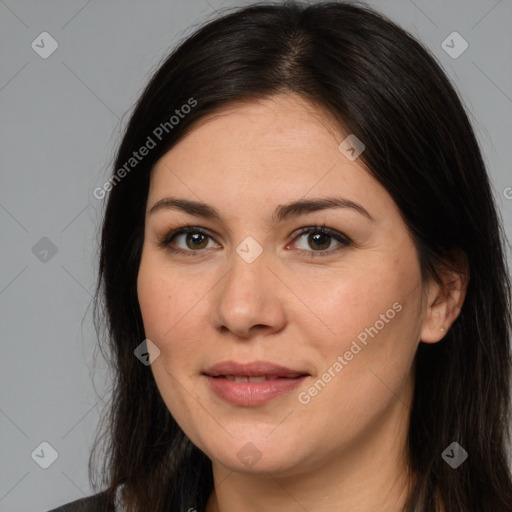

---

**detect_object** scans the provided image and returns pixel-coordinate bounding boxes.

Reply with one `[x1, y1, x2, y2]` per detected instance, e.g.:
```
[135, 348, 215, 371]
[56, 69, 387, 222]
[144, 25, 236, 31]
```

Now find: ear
[420, 249, 469, 343]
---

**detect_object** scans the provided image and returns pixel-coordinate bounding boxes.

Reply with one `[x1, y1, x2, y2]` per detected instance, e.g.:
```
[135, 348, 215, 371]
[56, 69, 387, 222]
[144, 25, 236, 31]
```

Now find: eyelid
[157, 223, 351, 257]
[287, 225, 351, 257]
[290, 225, 350, 245]
[157, 224, 219, 253]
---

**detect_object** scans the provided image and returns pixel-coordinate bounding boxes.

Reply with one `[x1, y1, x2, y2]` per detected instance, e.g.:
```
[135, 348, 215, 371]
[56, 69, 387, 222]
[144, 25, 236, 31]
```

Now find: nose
[210, 247, 288, 339]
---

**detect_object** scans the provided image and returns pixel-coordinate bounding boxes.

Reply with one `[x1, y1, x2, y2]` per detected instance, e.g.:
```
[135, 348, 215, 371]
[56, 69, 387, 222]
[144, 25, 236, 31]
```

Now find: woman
[49, 1, 512, 511]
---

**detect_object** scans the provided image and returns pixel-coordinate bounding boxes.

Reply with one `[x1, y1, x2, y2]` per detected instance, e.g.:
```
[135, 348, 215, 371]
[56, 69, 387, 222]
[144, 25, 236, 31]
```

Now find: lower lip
[204, 375, 308, 407]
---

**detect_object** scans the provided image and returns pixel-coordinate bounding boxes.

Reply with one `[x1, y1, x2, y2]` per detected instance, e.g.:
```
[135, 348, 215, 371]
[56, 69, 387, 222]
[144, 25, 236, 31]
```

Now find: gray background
[1, 0, 511, 511]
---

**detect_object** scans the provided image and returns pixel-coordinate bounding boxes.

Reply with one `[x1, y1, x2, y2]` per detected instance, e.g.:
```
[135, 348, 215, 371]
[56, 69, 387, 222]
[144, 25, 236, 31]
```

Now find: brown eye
[307, 232, 331, 251]
[158, 226, 219, 254]
[184, 232, 209, 250]
[291, 226, 351, 258]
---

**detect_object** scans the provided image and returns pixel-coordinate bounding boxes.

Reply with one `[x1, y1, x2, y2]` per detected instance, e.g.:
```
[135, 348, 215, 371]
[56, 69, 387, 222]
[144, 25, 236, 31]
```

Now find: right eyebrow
[149, 198, 221, 220]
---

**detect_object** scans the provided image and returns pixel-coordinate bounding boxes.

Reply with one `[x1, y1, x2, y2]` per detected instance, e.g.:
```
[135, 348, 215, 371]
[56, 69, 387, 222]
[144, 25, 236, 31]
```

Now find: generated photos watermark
[93, 97, 197, 200]
[298, 301, 403, 404]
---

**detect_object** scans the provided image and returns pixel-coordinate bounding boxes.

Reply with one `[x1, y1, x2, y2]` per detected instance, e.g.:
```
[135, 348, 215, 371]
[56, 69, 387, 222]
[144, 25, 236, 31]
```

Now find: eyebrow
[148, 196, 374, 223]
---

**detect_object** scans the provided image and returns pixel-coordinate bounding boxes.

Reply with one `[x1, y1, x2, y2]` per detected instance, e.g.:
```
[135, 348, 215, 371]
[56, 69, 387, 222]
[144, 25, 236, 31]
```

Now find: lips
[203, 360, 309, 406]
[203, 360, 308, 379]
[202, 361, 310, 406]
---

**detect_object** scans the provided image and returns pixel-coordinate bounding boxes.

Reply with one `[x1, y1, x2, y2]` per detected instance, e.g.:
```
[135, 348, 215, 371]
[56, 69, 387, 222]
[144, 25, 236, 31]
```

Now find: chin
[201, 433, 309, 476]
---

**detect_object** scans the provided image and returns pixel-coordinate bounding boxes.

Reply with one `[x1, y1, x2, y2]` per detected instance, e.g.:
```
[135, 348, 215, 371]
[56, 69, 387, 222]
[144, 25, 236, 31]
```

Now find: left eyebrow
[148, 196, 374, 223]
[273, 197, 375, 223]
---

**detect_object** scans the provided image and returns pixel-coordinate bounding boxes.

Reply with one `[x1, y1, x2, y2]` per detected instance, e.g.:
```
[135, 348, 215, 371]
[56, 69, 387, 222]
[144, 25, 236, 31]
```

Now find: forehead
[183, 94, 344, 152]
[147, 94, 397, 223]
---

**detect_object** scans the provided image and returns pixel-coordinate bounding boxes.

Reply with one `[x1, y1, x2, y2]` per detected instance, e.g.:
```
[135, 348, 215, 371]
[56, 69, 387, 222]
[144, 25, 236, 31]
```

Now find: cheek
[137, 251, 187, 361]
[137, 254, 202, 421]
[137, 259, 170, 340]
[291, 258, 411, 354]
[136, 251, 209, 369]
[297, 254, 422, 412]
[292, 250, 423, 414]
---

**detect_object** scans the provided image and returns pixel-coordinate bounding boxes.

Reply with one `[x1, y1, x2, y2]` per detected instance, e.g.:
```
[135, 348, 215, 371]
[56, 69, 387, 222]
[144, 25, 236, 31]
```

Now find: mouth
[202, 360, 309, 379]
[211, 375, 304, 382]
[202, 360, 310, 406]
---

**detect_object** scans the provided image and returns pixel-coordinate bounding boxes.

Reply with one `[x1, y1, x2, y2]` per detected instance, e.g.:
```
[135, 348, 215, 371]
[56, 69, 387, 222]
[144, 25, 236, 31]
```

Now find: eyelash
[157, 223, 351, 259]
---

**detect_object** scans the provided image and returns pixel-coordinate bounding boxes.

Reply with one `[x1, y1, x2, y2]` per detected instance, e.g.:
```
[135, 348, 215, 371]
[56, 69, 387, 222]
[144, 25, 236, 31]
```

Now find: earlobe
[419, 251, 469, 344]
[420, 285, 463, 344]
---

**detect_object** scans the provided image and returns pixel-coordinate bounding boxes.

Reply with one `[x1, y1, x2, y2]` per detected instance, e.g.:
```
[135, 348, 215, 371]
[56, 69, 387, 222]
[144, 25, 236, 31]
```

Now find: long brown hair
[91, 2, 512, 510]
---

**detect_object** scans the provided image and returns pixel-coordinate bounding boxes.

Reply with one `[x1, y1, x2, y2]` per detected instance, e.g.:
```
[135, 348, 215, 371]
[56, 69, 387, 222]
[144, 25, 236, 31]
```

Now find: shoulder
[46, 491, 115, 512]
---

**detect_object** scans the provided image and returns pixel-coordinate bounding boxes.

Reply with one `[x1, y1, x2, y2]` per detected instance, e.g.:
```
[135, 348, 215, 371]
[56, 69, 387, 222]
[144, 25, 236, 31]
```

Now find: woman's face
[137, 93, 438, 477]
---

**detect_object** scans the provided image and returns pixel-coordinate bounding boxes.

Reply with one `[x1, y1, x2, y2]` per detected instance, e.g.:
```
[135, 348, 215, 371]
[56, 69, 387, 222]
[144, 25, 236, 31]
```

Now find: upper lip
[203, 360, 308, 378]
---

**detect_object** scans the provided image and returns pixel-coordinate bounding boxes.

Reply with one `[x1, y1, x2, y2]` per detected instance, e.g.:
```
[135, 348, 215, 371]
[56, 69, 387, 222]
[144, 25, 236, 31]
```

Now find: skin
[136, 93, 467, 512]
